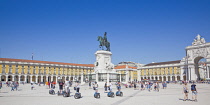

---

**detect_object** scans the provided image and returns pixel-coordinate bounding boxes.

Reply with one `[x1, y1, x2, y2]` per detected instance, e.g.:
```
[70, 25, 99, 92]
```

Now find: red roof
[114, 65, 137, 69]
[0, 58, 94, 67]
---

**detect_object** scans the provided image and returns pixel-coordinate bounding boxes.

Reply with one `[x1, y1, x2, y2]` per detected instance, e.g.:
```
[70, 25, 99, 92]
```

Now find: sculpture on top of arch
[192, 34, 206, 45]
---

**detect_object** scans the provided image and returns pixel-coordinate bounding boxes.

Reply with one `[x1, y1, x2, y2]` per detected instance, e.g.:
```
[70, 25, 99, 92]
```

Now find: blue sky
[0, 0, 210, 65]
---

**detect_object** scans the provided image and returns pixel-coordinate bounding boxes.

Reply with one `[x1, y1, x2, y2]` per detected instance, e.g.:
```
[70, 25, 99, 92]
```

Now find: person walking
[109, 81, 113, 92]
[48, 81, 50, 89]
[58, 80, 64, 93]
[191, 82, 198, 102]
[89, 81, 91, 89]
[104, 82, 107, 92]
[154, 82, 160, 92]
[0, 81, 2, 89]
[183, 83, 189, 101]
[11, 81, 15, 91]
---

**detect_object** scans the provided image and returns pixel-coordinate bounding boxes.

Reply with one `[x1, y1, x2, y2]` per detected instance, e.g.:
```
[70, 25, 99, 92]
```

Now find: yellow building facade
[138, 60, 182, 81]
[0, 58, 94, 83]
[115, 65, 138, 82]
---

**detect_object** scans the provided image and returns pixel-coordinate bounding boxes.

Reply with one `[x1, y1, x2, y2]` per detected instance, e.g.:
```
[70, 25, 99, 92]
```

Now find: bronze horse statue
[97, 32, 110, 51]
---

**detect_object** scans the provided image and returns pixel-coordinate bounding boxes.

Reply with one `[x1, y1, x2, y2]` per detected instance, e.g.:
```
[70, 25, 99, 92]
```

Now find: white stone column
[81, 73, 84, 83]
[30, 75, 32, 83]
[12, 75, 14, 81]
[180, 67, 184, 81]
[6, 75, 8, 82]
[175, 75, 177, 81]
[119, 73, 122, 82]
[170, 76, 173, 81]
[125, 71, 129, 83]
[34, 75, 38, 83]
[73, 76, 75, 81]
[18, 75, 21, 82]
[166, 76, 169, 81]
[161, 76, 164, 81]
[107, 73, 110, 83]
[207, 65, 210, 78]
[87, 73, 90, 81]
[0, 75, 1, 81]
[95, 73, 98, 82]
[137, 70, 140, 81]
[24, 75, 27, 83]
[41, 76, 43, 83]
[51, 76, 53, 82]
[189, 65, 196, 81]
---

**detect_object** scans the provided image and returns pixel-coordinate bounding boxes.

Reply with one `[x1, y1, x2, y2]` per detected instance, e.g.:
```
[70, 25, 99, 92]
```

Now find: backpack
[191, 85, 196, 91]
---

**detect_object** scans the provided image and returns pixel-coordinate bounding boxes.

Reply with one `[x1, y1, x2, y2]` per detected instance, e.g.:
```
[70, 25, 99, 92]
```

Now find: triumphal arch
[180, 35, 210, 81]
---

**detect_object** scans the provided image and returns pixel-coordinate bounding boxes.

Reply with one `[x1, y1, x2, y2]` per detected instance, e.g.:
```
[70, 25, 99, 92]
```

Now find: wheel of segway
[111, 93, 115, 98]
[67, 93, 70, 97]
[120, 92, 123, 97]
[97, 94, 100, 98]
[52, 91, 55, 95]
[63, 93, 66, 97]
[74, 94, 78, 99]
[49, 90, 51, 94]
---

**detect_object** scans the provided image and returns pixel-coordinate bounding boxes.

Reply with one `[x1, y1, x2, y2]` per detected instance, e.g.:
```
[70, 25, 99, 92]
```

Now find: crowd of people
[0, 79, 200, 102]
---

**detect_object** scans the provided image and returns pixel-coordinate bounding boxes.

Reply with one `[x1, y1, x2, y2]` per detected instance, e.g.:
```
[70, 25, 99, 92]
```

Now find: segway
[49, 89, 55, 95]
[116, 91, 123, 97]
[74, 92, 82, 99]
[74, 87, 81, 99]
[57, 91, 64, 96]
[63, 89, 70, 97]
[107, 91, 115, 97]
[94, 92, 100, 99]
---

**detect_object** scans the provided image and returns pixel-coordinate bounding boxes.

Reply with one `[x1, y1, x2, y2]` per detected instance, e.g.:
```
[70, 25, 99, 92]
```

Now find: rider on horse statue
[97, 32, 111, 51]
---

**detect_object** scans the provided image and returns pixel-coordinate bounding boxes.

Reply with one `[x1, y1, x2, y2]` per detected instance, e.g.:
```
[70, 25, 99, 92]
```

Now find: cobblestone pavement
[0, 83, 210, 105]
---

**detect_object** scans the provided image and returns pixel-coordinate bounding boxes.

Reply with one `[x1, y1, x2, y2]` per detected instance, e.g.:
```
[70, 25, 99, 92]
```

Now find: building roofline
[144, 60, 181, 66]
[0, 58, 94, 67]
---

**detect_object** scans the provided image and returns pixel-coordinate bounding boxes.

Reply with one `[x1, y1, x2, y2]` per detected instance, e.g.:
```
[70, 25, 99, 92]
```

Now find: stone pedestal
[94, 50, 117, 84]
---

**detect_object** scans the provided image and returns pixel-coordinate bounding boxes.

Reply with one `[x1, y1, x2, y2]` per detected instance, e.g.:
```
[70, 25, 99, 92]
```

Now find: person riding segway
[57, 80, 64, 96]
[74, 81, 82, 99]
[107, 81, 114, 97]
[94, 82, 100, 99]
[63, 79, 71, 97]
[116, 81, 123, 97]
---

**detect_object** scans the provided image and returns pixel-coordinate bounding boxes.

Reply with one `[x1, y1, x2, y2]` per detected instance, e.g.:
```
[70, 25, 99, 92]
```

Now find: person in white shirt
[65, 79, 70, 92]
[109, 81, 113, 91]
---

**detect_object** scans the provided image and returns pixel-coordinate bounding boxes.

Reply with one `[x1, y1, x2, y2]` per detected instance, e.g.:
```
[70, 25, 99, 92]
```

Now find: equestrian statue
[97, 32, 111, 51]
